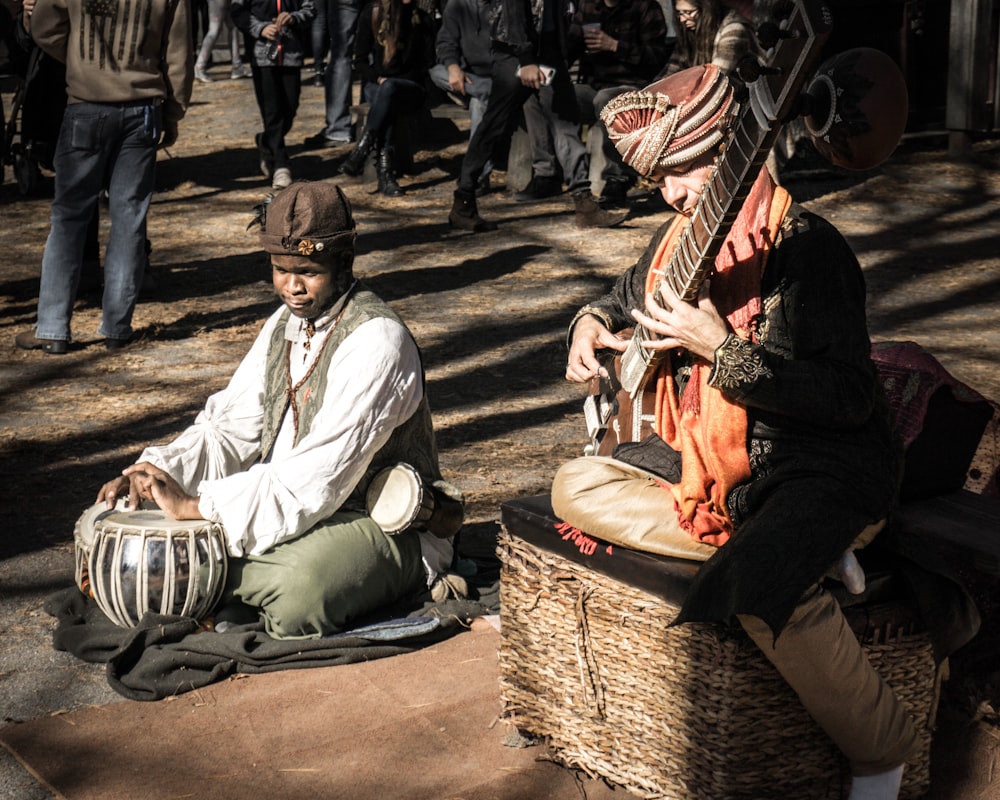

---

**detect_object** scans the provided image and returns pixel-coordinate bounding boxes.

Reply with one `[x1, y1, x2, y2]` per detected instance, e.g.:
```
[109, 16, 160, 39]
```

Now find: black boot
[339, 131, 376, 177]
[448, 189, 497, 232]
[376, 146, 404, 197]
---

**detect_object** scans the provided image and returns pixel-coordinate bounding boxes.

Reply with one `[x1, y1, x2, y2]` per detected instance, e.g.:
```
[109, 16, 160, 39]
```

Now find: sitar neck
[616, 0, 832, 398]
[655, 110, 774, 305]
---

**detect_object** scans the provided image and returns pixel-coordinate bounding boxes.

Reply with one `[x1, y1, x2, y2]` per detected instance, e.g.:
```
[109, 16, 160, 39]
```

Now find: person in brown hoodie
[14, 0, 192, 354]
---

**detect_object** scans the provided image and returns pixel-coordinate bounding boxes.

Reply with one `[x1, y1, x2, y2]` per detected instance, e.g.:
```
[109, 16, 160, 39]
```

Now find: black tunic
[577, 204, 903, 635]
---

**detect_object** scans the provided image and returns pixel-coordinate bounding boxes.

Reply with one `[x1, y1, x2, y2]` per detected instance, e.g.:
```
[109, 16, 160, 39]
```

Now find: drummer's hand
[567, 314, 628, 383]
[96, 476, 132, 509]
[122, 462, 203, 520]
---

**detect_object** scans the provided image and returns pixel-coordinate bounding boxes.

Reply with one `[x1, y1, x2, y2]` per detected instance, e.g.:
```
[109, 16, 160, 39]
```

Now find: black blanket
[46, 581, 499, 701]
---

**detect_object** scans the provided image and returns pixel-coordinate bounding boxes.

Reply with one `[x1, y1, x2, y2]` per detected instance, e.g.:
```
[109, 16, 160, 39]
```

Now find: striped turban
[600, 64, 737, 176]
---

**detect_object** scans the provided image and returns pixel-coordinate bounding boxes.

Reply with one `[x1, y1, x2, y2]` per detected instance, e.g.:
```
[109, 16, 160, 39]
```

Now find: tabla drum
[73, 501, 229, 628]
[365, 463, 463, 538]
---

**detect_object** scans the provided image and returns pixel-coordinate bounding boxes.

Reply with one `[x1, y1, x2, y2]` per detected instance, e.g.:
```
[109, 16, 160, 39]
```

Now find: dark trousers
[458, 41, 589, 196]
[362, 77, 427, 149]
[251, 65, 302, 171]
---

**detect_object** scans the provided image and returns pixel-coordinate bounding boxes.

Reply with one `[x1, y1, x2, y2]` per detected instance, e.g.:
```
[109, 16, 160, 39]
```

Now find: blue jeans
[428, 64, 492, 137]
[321, 0, 360, 139]
[36, 101, 159, 342]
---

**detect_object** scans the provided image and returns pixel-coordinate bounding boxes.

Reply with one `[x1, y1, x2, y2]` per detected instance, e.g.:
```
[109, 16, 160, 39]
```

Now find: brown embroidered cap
[600, 64, 737, 177]
[256, 181, 357, 258]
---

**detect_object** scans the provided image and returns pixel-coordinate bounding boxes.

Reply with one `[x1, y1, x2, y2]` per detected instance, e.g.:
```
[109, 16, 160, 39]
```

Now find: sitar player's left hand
[631, 279, 729, 363]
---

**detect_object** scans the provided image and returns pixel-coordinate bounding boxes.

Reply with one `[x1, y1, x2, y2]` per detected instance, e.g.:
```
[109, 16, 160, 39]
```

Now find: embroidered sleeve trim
[567, 305, 616, 348]
[710, 334, 773, 392]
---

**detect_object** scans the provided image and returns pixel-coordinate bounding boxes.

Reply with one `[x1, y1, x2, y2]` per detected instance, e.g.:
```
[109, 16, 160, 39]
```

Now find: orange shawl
[648, 169, 791, 546]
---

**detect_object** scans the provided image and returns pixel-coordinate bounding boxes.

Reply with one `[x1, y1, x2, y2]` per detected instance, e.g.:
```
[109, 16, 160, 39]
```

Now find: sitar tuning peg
[735, 56, 763, 82]
[757, 21, 799, 50]
[736, 56, 782, 83]
[756, 22, 781, 49]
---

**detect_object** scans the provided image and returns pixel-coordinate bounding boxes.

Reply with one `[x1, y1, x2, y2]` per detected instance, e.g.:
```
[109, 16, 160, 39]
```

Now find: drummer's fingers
[98, 476, 128, 507]
[123, 461, 163, 479]
[125, 474, 151, 509]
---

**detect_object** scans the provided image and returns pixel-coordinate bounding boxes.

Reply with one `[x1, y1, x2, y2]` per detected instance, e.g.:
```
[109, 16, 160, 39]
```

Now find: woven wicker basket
[498, 528, 941, 800]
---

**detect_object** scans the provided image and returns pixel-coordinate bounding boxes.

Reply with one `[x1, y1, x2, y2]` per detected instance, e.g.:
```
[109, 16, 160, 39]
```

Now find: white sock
[834, 550, 867, 595]
[848, 765, 904, 800]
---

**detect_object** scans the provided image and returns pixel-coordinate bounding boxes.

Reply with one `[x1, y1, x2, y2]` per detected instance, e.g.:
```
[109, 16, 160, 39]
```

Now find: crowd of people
[5, 0, 930, 795]
[191, 0, 763, 213]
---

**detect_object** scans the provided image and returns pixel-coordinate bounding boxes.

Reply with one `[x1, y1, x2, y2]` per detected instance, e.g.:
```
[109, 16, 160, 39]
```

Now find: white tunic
[139, 294, 452, 582]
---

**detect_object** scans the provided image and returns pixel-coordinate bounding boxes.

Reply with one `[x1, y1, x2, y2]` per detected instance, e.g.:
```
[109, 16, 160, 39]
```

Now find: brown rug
[0, 624, 620, 800]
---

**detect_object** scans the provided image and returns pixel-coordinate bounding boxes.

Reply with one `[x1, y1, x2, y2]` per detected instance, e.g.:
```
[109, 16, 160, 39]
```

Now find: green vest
[260, 287, 457, 512]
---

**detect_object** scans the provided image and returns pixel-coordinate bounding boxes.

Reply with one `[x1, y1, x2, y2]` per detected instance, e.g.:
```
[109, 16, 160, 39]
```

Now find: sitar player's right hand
[567, 314, 629, 383]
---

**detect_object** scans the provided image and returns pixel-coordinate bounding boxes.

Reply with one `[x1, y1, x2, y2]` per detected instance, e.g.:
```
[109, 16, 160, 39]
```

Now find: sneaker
[271, 167, 292, 190]
[15, 330, 68, 354]
[230, 64, 252, 80]
[513, 174, 562, 203]
[195, 66, 213, 83]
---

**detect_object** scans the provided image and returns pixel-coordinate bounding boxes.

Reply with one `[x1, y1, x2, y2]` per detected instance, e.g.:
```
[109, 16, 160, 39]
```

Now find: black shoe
[339, 131, 376, 177]
[311, 71, 324, 87]
[104, 332, 143, 350]
[513, 175, 562, 203]
[303, 130, 338, 149]
[15, 330, 68, 354]
[376, 147, 404, 197]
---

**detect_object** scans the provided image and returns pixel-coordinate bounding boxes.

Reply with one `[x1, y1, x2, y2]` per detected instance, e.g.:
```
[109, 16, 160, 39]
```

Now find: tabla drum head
[804, 47, 909, 171]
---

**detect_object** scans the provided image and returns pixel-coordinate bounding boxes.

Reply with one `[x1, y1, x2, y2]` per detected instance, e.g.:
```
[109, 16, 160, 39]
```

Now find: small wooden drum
[73, 501, 229, 628]
[365, 463, 463, 538]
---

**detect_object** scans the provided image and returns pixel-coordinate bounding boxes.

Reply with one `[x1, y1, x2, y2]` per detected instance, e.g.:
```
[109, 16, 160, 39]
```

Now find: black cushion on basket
[500, 495, 702, 609]
[500, 495, 917, 638]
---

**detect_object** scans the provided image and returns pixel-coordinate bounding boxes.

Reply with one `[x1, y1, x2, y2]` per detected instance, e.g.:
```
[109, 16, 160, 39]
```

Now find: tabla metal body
[74, 501, 229, 628]
[365, 463, 463, 538]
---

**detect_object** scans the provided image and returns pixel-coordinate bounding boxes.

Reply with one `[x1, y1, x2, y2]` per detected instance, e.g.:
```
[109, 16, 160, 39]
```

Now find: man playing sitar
[553, 61, 916, 800]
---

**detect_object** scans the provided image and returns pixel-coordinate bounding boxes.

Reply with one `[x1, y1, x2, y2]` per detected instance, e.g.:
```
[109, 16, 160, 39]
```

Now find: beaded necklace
[283, 303, 348, 442]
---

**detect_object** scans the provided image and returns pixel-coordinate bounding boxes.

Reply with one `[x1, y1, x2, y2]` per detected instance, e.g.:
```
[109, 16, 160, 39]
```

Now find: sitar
[583, 0, 833, 457]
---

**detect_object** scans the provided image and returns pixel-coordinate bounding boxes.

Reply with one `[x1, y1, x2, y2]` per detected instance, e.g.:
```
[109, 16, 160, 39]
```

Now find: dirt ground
[1, 71, 1000, 798]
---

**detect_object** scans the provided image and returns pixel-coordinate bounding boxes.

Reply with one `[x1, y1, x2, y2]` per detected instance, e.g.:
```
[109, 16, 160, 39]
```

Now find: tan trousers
[551, 456, 920, 776]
